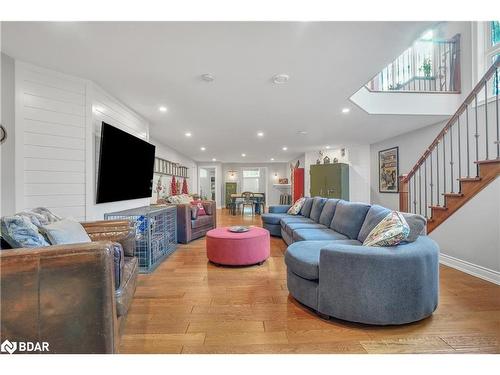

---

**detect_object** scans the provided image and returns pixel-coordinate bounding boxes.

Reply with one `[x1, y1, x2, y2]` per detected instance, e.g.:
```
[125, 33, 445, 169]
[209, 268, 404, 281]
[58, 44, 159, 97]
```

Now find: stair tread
[474, 158, 500, 165]
[429, 205, 448, 210]
[443, 192, 464, 197]
[458, 177, 481, 182]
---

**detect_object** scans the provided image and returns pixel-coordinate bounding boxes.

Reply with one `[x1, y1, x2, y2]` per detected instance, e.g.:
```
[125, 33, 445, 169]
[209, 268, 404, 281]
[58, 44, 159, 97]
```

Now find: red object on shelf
[292, 168, 304, 202]
[181, 178, 188, 194]
[170, 176, 177, 196]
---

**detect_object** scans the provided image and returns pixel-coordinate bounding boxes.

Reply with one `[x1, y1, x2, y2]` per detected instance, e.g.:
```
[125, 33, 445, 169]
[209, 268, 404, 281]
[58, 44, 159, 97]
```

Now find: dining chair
[239, 192, 255, 216]
[255, 195, 265, 215]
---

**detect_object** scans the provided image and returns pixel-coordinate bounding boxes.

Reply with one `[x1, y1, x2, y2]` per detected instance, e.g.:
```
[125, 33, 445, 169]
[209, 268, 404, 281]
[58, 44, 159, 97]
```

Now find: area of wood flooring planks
[119, 209, 500, 354]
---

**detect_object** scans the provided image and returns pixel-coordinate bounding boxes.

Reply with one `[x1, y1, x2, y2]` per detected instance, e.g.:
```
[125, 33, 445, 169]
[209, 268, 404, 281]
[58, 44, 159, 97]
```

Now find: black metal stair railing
[401, 56, 500, 218]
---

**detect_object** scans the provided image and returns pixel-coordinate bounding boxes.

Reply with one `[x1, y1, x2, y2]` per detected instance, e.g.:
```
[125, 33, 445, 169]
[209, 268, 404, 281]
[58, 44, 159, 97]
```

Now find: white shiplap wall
[16, 62, 87, 220]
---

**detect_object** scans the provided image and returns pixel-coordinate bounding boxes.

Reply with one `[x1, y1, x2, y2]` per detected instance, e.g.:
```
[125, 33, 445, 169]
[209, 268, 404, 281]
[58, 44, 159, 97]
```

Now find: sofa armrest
[0, 242, 118, 353]
[268, 205, 291, 214]
[176, 204, 192, 244]
[81, 220, 135, 257]
[317, 237, 439, 321]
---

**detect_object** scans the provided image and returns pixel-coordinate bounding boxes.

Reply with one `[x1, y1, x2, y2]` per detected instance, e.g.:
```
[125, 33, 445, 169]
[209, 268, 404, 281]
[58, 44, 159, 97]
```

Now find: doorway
[199, 167, 216, 203]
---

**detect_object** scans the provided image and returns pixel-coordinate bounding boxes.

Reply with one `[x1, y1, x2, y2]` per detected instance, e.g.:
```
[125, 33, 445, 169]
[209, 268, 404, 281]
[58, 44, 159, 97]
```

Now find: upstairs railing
[399, 56, 500, 217]
[366, 34, 461, 93]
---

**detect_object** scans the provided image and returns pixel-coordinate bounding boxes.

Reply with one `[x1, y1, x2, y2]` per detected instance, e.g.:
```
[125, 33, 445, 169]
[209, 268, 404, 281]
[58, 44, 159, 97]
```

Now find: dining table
[229, 193, 266, 215]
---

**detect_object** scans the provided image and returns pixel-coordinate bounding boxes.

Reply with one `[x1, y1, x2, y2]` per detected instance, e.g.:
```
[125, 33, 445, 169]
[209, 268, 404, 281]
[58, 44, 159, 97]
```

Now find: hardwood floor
[119, 209, 500, 354]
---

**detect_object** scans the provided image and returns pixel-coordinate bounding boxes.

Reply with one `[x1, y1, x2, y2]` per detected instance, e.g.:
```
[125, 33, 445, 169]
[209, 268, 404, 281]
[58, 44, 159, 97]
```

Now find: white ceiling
[1, 21, 448, 163]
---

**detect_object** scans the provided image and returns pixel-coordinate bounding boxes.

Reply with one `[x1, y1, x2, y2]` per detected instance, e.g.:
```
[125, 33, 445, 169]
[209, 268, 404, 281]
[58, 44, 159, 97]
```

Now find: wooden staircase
[399, 56, 500, 234]
[426, 159, 500, 233]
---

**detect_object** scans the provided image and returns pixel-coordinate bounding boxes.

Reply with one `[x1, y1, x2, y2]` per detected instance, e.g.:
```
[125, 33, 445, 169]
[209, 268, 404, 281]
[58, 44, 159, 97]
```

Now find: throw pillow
[191, 200, 206, 216]
[363, 211, 410, 247]
[0, 215, 50, 248]
[191, 205, 199, 220]
[41, 219, 92, 245]
[287, 197, 306, 215]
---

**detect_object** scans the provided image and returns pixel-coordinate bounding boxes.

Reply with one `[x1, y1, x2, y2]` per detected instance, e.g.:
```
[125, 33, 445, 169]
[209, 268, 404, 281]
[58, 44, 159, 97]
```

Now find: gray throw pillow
[41, 219, 91, 245]
[191, 206, 199, 220]
[401, 213, 427, 242]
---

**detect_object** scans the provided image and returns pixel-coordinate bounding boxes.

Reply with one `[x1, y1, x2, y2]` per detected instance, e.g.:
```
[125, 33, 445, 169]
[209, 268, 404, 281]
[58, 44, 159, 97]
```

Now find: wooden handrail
[401, 56, 500, 183]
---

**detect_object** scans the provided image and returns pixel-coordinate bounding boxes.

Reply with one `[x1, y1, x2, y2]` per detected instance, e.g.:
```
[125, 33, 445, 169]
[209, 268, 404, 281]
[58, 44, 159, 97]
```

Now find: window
[485, 22, 500, 68]
[242, 169, 260, 192]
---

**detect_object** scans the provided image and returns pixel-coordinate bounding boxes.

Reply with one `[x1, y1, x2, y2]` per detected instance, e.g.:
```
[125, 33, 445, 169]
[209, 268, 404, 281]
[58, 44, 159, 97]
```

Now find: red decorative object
[292, 168, 304, 202]
[191, 200, 206, 216]
[182, 178, 188, 194]
[170, 176, 177, 196]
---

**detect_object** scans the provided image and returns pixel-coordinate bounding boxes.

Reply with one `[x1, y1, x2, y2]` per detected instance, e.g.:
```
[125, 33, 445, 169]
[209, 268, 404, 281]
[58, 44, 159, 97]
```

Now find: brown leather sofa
[176, 200, 216, 243]
[0, 220, 138, 353]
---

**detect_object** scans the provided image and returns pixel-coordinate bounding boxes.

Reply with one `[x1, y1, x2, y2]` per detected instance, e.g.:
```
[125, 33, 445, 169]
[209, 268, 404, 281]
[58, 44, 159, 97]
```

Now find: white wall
[14, 61, 88, 220]
[151, 137, 198, 199]
[370, 121, 444, 209]
[430, 176, 500, 283]
[3, 57, 197, 220]
[1, 53, 16, 216]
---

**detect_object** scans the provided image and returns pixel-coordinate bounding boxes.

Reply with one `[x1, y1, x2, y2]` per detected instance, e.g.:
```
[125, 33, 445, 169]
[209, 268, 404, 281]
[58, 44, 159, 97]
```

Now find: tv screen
[96, 122, 156, 204]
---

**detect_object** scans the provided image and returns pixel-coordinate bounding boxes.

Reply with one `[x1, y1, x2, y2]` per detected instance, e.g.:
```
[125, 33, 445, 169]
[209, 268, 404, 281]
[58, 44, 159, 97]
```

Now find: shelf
[273, 184, 291, 187]
[155, 172, 189, 178]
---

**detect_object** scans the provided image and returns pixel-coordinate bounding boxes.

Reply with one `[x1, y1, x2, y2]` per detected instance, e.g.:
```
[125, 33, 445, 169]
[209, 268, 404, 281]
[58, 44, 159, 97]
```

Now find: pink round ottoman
[206, 227, 270, 266]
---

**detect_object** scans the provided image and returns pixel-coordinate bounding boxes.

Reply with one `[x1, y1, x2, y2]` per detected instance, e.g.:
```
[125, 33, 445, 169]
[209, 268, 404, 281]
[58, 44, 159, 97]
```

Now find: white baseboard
[440, 253, 500, 285]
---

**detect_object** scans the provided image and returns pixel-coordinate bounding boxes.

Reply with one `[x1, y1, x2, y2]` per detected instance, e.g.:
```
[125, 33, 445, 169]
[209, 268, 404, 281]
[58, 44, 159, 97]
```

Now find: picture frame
[379, 146, 399, 193]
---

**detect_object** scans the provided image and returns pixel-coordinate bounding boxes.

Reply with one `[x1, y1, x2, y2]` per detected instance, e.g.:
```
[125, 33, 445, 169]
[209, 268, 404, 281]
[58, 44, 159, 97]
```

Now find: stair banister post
[399, 174, 409, 213]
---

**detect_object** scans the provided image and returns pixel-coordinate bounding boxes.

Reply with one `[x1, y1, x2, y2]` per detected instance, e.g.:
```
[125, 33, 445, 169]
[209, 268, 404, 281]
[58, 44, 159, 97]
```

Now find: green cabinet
[310, 163, 349, 200]
[225, 182, 237, 206]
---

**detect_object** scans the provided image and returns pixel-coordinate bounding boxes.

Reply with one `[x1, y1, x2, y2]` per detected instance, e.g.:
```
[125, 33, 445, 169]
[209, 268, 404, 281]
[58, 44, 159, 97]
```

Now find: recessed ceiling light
[297, 130, 308, 135]
[270, 158, 275, 161]
[212, 158, 216, 162]
[272, 74, 290, 84]
[257, 132, 264, 137]
[201, 73, 215, 82]
[200, 147, 206, 151]
[342, 108, 350, 114]
[282, 147, 288, 151]
[325, 146, 331, 149]
[185, 132, 192, 137]
[241, 153, 246, 157]
[158, 106, 168, 112]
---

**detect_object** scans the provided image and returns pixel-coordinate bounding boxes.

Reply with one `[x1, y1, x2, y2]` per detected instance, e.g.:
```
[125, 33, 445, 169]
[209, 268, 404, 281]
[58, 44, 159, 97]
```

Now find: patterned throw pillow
[363, 211, 410, 247]
[287, 197, 306, 215]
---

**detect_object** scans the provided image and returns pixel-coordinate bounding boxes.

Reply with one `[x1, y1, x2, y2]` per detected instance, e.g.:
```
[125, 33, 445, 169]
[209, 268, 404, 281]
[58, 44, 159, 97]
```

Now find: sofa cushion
[279, 216, 314, 229]
[41, 219, 92, 245]
[299, 197, 314, 218]
[284, 222, 327, 237]
[401, 213, 427, 242]
[318, 199, 339, 227]
[285, 239, 362, 280]
[309, 197, 328, 223]
[261, 213, 293, 225]
[331, 201, 371, 239]
[292, 228, 348, 242]
[191, 215, 213, 229]
[357, 205, 391, 243]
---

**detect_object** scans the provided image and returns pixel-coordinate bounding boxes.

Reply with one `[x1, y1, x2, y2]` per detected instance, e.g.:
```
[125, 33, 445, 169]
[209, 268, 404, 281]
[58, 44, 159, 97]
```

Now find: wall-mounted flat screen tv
[96, 122, 156, 204]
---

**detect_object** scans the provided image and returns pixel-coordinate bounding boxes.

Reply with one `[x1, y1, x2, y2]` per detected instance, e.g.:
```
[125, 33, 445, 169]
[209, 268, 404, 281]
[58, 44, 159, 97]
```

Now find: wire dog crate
[104, 205, 177, 273]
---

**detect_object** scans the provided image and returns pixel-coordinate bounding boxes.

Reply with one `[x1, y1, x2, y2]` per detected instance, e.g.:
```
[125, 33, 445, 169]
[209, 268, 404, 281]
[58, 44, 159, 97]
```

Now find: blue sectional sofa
[261, 197, 439, 325]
